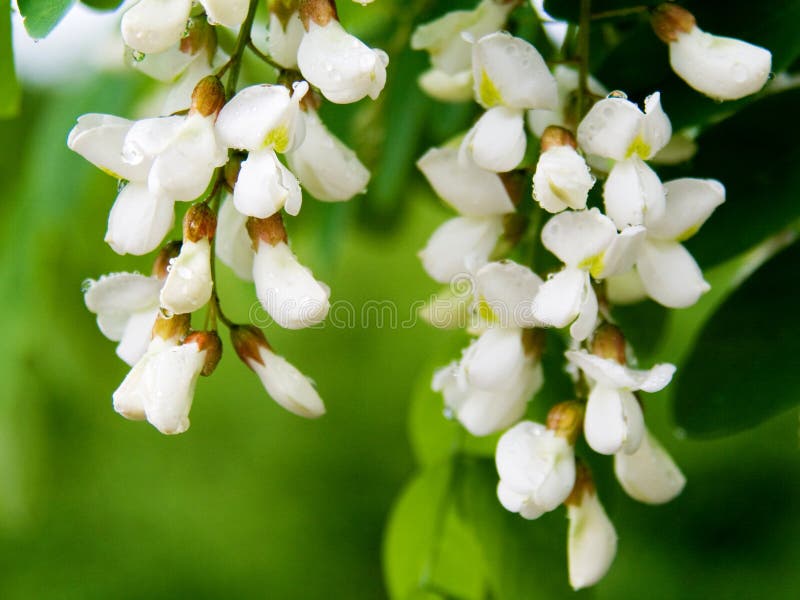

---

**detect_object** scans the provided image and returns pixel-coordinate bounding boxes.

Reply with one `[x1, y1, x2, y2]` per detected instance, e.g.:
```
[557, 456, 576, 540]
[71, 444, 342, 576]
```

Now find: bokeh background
[2, 1, 800, 599]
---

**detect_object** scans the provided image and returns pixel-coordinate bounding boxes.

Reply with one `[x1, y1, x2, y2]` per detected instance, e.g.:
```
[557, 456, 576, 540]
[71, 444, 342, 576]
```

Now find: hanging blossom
[460, 31, 558, 172]
[269, 0, 306, 70]
[532, 125, 595, 214]
[651, 3, 772, 101]
[411, 0, 514, 102]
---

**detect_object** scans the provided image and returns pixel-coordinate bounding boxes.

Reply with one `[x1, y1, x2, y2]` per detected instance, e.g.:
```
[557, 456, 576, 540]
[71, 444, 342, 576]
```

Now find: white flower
[122, 0, 248, 54]
[268, 10, 305, 70]
[578, 93, 671, 228]
[83, 272, 162, 366]
[297, 19, 388, 104]
[253, 240, 331, 329]
[532, 209, 643, 341]
[287, 109, 370, 201]
[159, 238, 213, 314]
[418, 216, 504, 284]
[417, 145, 516, 216]
[216, 82, 308, 218]
[474, 259, 542, 329]
[669, 26, 771, 101]
[614, 428, 686, 504]
[567, 487, 617, 590]
[566, 349, 675, 455]
[113, 335, 177, 422]
[461, 32, 557, 172]
[495, 421, 576, 519]
[532, 145, 595, 213]
[216, 195, 255, 281]
[411, 0, 513, 102]
[527, 65, 607, 137]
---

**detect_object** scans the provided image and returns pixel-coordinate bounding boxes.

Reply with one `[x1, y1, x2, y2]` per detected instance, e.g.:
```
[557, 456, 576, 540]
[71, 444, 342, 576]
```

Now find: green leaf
[384, 463, 487, 600]
[674, 240, 800, 437]
[80, 0, 123, 10]
[684, 89, 800, 268]
[0, 0, 20, 118]
[17, 0, 75, 39]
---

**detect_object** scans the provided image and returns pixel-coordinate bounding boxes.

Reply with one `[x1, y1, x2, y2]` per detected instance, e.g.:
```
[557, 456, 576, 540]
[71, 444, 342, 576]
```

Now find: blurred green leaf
[384, 462, 487, 600]
[17, 0, 75, 39]
[80, 0, 123, 10]
[674, 240, 800, 437]
[0, 0, 19, 118]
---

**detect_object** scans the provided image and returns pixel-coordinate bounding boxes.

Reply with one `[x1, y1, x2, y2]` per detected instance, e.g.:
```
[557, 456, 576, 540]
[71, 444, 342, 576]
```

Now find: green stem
[225, 0, 260, 98]
[577, 0, 592, 119]
[592, 5, 648, 20]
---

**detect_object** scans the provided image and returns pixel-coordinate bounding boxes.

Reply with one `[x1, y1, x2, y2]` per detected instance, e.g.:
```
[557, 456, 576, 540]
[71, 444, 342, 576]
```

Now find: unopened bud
[230, 325, 271, 368]
[546, 400, 584, 445]
[651, 3, 696, 43]
[564, 460, 595, 507]
[152, 312, 191, 341]
[540, 125, 578, 152]
[246, 214, 288, 249]
[521, 328, 546, 361]
[498, 170, 525, 207]
[152, 240, 182, 279]
[180, 16, 217, 59]
[591, 323, 626, 365]
[224, 154, 244, 191]
[299, 0, 338, 29]
[271, 0, 301, 28]
[184, 330, 223, 376]
[190, 76, 226, 118]
[183, 203, 217, 242]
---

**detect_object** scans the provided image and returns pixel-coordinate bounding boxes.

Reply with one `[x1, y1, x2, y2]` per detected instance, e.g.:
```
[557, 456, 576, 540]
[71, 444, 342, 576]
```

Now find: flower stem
[577, 0, 592, 119]
[225, 0, 261, 98]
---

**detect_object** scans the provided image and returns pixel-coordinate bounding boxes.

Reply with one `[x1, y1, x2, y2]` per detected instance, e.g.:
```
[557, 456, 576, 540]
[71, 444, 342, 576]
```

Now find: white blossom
[268, 11, 305, 70]
[247, 345, 326, 418]
[614, 428, 686, 504]
[527, 65, 607, 137]
[532, 145, 595, 213]
[567, 488, 617, 590]
[418, 216, 504, 284]
[216, 196, 255, 281]
[159, 238, 213, 315]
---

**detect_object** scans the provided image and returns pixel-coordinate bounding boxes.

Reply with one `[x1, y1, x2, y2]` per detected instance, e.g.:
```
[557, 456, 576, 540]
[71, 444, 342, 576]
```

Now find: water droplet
[767, 71, 775, 80]
[442, 407, 454, 420]
[131, 50, 146, 62]
[607, 90, 627, 99]
[81, 279, 93, 293]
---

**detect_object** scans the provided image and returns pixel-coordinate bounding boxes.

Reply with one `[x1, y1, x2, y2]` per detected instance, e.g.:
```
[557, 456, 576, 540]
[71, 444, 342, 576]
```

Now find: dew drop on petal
[607, 90, 627, 99]
[131, 50, 146, 62]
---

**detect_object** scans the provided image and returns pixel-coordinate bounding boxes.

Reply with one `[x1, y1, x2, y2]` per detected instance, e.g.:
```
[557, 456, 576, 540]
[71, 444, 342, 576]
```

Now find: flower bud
[152, 240, 183, 279]
[183, 203, 217, 242]
[152, 312, 191, 341]
[591, 323, 626, 365]
[539, 125, 577, 152]
[231, 324, 271, 367]
[184, 330, 223, 376]
[299, 0, 338, 29]
[650, 3, 696, 44]
[190, 76, 226, 118]
[546, 400, 584, 445]
[246, 214, 289, 249]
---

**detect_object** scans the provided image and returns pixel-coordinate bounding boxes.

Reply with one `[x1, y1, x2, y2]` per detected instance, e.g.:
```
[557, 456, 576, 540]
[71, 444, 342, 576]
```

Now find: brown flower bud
[190, 76, 226, 118]
[184, 330, 223, 376]
[564, 460, 596, 507]
[224, 153, 244, 191]
[152, 312, 191, 341]
[230, 325, 271, 368]
[591, 323, 626, 365]
[540, 125, 578, 152]
[180, 16, 217, 59]
[271, 0, 301, 28]
[152, 240, 182, 279]
[183, 203, 217, 242]
[546, 400, 584, 445]
[651, 3, 696, 44]
[299, 0, 338, 30]
[521, 328, 546, 361]
[246, 214, 288, 249]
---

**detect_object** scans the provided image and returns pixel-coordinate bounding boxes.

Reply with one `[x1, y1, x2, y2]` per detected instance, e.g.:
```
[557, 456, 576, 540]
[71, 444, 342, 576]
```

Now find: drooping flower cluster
[73, 0, 386, 434]
[413, 0, 770, 589]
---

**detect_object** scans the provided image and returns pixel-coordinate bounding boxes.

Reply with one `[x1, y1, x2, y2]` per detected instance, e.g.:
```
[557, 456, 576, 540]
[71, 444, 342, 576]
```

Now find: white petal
[234, 149, 297, 218]
[641, 92, 672, 158]
[199, 0, 248, 28]
[647, 178, 725, 241]
[541, 208, 616, 267]
[461, 106, 526, 172]
[106, 183, 175, 256]
[116, 308, 160, 366]
[417, 146, 515, 216]
[149, 115, 226, 201]
[603, 157, 665, 229]
[461, 328, 526, 390]
[143, 342, 205, 434]
[112, 336, 177, 421]
[584, 386, 644, 455]
[637, 239, 709, 308]
[128, 42, 196, 83]
[605, 269, 648, 305]
[297, 21, 388, 103]
[159, 238, 213, 314]
[249, 346, 325, 418]
[568, 492, 617, 590]
[614, 429, 686, 504]
[565, 349, 676, 392]
[577, 97, 643, 161]
[287, 110, 370, 201]
[161, 53, 219, 116]
[532, 146, 594, 213]
[419, 216, 503, 284]
[472, 31, 557, 109]
[418, 69, 474, 102]
[569, 280, 597, 342]
[253, 241, 330, 329]
[122, 115, 184, 166]
[651, 132, 698, 165]
[216, 196, 255, 281]
[84, 272, 162, 340]
[68, 114, 150, 182]
[268, 11, 304, 69]
[475, 260, 542, 328]
[121, 0, 192, 54]
[594, 226, 646, 279]
[532, 267, 587, 329]
[670, 27, 772, 101]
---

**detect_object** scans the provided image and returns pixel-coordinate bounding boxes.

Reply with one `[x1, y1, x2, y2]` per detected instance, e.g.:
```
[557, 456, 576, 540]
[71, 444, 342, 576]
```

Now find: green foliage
[17, 0, 75, 39]
[0, 0, 19, 118]
[80, 0, 123, 10]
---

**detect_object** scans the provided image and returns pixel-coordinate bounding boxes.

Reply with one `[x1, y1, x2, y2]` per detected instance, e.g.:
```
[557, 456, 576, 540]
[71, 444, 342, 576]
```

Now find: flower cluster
[413, 0, 770, 589]
[73, 0, 386, 434]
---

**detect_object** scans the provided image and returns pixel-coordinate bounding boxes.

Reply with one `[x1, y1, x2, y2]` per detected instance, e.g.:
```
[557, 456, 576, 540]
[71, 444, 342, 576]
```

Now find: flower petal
[594, 226, 646, 279]
[475, 260, 542, 328]
[215, 84, 299, 152]
[532, 267, 587, 328]
[541, 208, 616, 267]
[565, 349, 676, 392]
[603, 157, 665, 229]
[216, 196, 255, 281]
[68, 114, 150, 182]
[106, 183, 175, 256]
[143, 342, 205, 434]
[122, 115, 184, 166]
[646, 178, 725, 241]
[532, 145, 594, 213]
[418, 68, 474, 102]
[637, 239, 709, 308]
[159, 238, 213, 314]
[233, 149, 292, 218]
[121, 0, 192, 54]
[569, 280, 597, 342]
[461, 328, 526, 390]
[418, 216, 503, 284]
[568, 492, 617, 590]
[584, 386, 634, 455]
[605, 269, 648, 305]
[614, 429, 686, 504]
[116, 308, 160, 366]
[577, 97, 643, 161]
[84, 272, 162, 340]
[460, 106, 526, 172]
[249, 346, 326, 418]
[641, 92, 672, 158]
[199, 0, 248, 28]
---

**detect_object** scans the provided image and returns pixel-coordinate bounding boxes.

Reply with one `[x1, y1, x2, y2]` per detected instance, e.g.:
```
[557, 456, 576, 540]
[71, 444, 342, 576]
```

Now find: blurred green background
[2, 1, 800, 599]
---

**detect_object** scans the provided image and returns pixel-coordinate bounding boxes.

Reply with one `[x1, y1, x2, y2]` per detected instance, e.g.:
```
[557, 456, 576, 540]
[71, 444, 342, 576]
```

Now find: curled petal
[594, 226, 646, 279]
[143, 342, 206, 435]
[636, 239, 709, 308]
[532, 267, 587, 329]
[569, 280, 598, 342]
[584, 386, 644, 455]
[68, 114, 150, 182]
[268, 12, 304, 70]
[532, 145, 594, 213]
[568, 491, 617, 590]
[248, 346, 326, 418]
[106, 183, 175, 256]
[603, 157, 665, 229]
[577, 97, 643, 161]
[641, 92, 672, 158]
[234, 149, 302, 218]
[541, 207, 616, 267]
[418, 216, 503, 284]
[216, 196, 254, 281]
[84, 272, 162, 340]
[122, 115, 184, 166]
[565, 349, 676, 393]
[460, 106, 526, 172]
[647, 178, 725, 241]
[159, 238, 213, 315]
[615, 429, 686, 504]
[475, 260, 542, 328]
[121, 0, 192, 55]
[461, 328, 526, 391]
